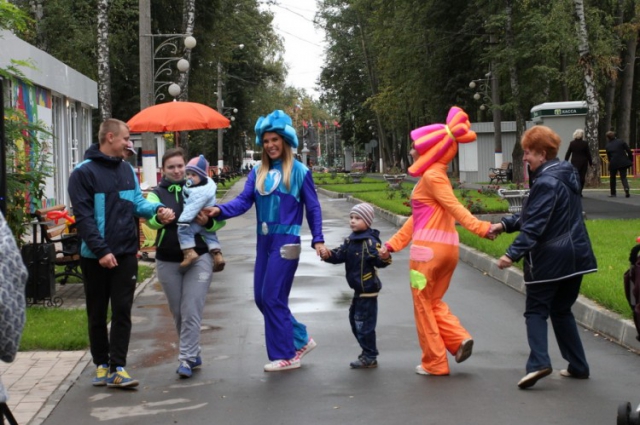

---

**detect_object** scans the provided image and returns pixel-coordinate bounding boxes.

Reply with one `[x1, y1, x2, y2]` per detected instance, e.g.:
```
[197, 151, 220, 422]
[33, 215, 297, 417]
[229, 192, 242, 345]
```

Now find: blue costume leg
[255, 235, 305, 360]
[291, 316, 309, 350]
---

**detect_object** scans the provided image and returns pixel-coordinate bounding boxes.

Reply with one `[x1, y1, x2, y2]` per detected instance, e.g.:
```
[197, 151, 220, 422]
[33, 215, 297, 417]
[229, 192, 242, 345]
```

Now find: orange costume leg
[410, 244, 471, 375]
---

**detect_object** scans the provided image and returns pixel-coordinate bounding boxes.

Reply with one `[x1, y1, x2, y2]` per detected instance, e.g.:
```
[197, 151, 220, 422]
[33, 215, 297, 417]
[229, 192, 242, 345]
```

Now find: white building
[0, 30, 97, 208]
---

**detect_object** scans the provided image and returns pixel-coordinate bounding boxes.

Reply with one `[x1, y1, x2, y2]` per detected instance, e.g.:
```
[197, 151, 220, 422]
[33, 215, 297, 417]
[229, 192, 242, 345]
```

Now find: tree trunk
[574, 0, 601, 188]
[506, 0, 525, 184]
[97, 0, 112, 121]
[617, 33, 637, 143]
[355, 10, 386, 172]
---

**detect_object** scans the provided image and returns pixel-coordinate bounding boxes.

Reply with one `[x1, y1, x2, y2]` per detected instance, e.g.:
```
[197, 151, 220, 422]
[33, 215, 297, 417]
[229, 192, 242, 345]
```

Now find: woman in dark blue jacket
[493, 125, 597, 390]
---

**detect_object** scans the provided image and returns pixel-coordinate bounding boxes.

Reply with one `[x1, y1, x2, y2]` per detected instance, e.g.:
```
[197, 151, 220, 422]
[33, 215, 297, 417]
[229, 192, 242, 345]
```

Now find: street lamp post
[139, 0, 196, 187]
[469, 71, 502, 168]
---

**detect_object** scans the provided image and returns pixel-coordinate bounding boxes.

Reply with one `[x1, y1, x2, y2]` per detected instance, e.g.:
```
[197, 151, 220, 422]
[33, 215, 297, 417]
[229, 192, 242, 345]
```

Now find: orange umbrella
[127, 101, 231, 133]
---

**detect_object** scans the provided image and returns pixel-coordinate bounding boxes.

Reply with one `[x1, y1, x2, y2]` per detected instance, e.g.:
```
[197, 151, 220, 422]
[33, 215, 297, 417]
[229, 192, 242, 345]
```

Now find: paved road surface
[40, 186, 640, 425]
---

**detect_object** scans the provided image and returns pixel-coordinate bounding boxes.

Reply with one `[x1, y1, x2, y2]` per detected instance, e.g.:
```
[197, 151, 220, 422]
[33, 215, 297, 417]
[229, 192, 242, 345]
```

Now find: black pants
[610, 166, 630, 195]
[80, 255, 138, 371]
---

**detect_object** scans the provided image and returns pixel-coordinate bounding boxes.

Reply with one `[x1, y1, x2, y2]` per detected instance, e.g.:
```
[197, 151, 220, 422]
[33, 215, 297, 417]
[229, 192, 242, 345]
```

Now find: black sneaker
[350, 355, 377, 369]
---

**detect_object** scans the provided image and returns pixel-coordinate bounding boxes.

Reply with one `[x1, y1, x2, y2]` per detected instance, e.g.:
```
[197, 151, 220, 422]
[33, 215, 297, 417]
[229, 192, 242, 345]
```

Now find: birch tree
[573, 0, 600, 187]
[97, 0, 111, 121]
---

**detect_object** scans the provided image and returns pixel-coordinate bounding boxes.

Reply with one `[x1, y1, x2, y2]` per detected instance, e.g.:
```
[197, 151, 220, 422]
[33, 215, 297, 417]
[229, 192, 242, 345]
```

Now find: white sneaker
[415, 365, 430, 375]
[264, 357, 301, 372]
[296, 338, 317, 359]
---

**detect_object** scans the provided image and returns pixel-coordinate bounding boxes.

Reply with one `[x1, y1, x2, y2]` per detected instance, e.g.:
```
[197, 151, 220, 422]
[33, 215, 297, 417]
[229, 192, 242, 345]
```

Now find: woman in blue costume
[210, 110, 326, 372]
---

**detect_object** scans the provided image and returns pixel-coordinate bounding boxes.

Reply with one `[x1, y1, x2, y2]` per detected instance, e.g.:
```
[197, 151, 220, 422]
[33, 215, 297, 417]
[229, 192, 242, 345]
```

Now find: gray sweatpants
[156, 254, 213, 363]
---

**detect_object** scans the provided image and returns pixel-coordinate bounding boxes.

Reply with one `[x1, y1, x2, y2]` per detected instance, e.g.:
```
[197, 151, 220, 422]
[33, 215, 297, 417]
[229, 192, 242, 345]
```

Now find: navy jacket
[324, 228, 392, 295]
[501, 158, 597, 284]
[606, 138, 633, 171]
[68, 144, 162, 259]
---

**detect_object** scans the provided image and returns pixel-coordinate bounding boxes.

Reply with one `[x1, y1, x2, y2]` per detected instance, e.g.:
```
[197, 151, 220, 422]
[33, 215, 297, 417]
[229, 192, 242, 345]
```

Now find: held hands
[204, 206, 221, 218]
[315, 243, 328, 259]
[195, 210, 209, 226]
[379, 245, 391, 260]
[486, 222, 505, 240]
[157, 207, 175, 224]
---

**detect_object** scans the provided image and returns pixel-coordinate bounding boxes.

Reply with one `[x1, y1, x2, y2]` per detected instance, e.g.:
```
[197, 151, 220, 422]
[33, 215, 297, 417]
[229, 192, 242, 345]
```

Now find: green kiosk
[530, 101, 588, 161]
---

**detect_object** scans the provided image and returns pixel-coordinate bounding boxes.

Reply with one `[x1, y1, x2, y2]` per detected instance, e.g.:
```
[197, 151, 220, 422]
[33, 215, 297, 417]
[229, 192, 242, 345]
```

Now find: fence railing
[597, 149, 640, 178]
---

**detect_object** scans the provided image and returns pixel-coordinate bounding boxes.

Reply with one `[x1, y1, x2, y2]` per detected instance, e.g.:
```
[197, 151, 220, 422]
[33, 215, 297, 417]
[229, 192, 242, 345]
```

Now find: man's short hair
[99, 119, 128, 144]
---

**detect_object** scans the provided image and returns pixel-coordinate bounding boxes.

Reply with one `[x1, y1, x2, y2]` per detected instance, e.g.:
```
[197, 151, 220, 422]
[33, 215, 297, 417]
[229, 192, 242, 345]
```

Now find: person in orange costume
[380, 106, 495, 376]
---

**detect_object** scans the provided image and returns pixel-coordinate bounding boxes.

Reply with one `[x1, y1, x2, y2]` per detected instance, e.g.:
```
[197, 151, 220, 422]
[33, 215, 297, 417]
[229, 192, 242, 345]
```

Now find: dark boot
[626, 189, 631, 198]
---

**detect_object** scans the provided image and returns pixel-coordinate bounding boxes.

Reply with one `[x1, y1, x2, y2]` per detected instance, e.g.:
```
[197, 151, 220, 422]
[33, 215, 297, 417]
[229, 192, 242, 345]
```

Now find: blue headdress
[254, 110, 299, 149]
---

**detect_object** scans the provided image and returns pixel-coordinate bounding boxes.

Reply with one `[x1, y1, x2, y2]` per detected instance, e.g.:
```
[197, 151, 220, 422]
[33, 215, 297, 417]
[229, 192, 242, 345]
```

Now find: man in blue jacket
[68, 119, 174, 388]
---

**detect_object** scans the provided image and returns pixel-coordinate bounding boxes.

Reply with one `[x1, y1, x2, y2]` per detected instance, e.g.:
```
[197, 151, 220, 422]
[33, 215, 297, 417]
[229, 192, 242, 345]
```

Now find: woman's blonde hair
[573, 129, 584, 140]
[256, 138, 293, 192]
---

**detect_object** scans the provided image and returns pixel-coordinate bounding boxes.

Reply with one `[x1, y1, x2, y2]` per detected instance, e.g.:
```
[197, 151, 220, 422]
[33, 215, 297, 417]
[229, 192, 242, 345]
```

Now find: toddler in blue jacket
[320, 203, 392, 368]
[178, 155, 225, 271]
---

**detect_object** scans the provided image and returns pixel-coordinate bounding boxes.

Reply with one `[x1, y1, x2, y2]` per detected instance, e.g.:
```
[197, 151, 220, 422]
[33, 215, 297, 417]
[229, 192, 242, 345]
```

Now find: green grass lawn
[22, 263, 155, 351]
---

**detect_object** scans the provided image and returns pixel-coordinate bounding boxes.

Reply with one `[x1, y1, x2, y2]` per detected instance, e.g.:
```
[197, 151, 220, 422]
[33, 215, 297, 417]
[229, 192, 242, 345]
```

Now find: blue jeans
[524, 276, 589, 376]
[349, 297, 379, 359]
[177, 222, 221, 251]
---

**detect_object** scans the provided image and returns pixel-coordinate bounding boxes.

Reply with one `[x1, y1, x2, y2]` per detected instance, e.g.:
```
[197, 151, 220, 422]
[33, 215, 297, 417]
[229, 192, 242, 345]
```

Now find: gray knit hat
[350, 203, 374, 228]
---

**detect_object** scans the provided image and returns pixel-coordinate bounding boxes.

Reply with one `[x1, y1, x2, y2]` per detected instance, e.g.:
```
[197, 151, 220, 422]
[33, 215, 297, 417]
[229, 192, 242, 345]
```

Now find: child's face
[349, 213, 368, 233]
[186, 170, 202, 185]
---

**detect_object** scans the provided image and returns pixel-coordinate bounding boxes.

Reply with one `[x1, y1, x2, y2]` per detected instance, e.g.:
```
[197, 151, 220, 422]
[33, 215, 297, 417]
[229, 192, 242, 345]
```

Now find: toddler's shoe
[211, 249, 225, 272]
[180, 248, 198, 268]
[350, 355, 377, 369]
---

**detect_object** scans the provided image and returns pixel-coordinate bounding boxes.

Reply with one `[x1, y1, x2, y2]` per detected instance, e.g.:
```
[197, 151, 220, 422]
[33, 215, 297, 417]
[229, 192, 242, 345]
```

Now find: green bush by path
[458, 219, 640, 318]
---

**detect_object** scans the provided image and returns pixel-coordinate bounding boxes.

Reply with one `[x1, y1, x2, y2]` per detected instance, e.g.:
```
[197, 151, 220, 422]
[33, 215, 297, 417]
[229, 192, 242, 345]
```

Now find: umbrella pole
[175, 131, 179, 148]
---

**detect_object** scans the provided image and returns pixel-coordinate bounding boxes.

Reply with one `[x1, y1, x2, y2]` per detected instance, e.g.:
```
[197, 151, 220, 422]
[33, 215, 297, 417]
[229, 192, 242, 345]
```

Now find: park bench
[489, 162, 512, 184]
[33, 204, 83, 285]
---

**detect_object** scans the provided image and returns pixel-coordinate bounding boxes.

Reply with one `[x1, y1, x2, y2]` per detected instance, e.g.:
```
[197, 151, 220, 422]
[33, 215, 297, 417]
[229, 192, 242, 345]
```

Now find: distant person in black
[564, 129, 592, 197]
[605, 131, 633, 198]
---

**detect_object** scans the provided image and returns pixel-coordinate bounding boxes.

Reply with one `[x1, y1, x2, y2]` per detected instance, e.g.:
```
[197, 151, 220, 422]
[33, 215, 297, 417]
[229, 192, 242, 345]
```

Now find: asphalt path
[41, 189, 640, 425]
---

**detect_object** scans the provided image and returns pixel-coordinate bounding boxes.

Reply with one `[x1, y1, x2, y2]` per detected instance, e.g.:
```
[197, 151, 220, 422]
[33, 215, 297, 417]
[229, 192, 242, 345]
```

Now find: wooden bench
[34, 205, 83, 285]
[208, 166, 227, 186]
[489, 162, 512, 184]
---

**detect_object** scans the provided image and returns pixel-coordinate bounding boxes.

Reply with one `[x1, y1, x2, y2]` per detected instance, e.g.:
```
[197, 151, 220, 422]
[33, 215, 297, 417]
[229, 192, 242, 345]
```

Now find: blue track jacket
[68, 144, 163, 259]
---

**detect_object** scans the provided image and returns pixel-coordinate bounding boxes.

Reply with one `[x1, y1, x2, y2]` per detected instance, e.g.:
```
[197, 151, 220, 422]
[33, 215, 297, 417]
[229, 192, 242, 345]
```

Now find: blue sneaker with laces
[177, 361, 193, 378]
[187, 356, 202, 369]
[177, 356, 202, 378]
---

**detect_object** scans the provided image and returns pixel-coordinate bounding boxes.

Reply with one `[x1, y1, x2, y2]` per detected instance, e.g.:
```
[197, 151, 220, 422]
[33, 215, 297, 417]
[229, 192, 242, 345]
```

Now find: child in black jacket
[320, 203, 392, 368]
